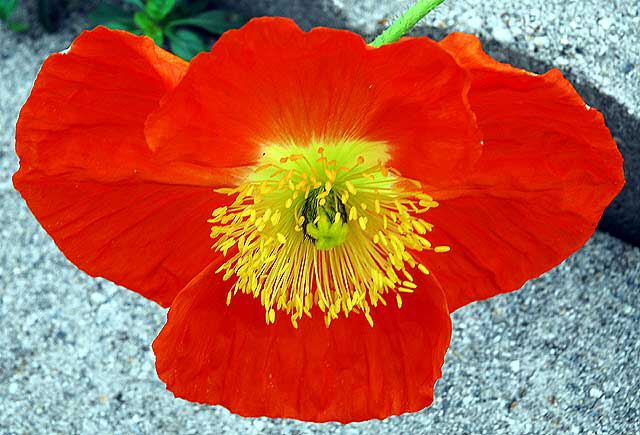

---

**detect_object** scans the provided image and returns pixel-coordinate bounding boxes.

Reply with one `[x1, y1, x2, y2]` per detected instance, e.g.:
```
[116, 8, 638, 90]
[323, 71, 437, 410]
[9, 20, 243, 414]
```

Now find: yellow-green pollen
[302, 187, 349, 250]
[208, 140, 449, 328]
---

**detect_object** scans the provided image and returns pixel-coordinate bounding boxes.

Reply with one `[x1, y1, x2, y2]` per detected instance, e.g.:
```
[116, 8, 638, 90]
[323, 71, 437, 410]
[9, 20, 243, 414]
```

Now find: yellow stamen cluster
[208, 142, 449, 327]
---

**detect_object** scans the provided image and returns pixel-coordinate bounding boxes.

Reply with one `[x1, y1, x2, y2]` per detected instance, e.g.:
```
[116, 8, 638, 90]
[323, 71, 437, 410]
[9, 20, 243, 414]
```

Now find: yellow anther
[412, 220, 427, 234]
[349, 206, 358, 221]
[365, 312, 374, 327]
[389, 167, 402, 177]
[212, 206, 227, 217]
[268, 309, 276, 323]
[289, 154, 304, 161]
[358, 216, 368, 230]
[271, 210, 281, 226]
[419, 237, 432, 249]
[325, 168, 336, 182]
[345, 181, 357, 195]
[434, 245, 451, 253]
[255, 163, 272, 172]
[396, 294, 403, 309]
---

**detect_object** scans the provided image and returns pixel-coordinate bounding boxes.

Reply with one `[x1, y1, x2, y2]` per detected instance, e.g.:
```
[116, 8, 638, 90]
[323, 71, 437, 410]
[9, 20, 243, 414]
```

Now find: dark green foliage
[134, 9, 163, 44]
[0, 0, 28, 32]
[167, 10, 245, 35]
[0, 0, 18, 21]
[1, 0, 67, 33]
[144, 0, 175, 21]
[166, 28, 206, 60]
[89, 0, 246, 60]
[89, 2, 138, 33]
[37, 0, 63, 32]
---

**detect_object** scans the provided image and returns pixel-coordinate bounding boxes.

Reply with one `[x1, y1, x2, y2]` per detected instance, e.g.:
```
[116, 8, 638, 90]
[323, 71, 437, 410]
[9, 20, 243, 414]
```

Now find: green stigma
[302, 187, 349, 250]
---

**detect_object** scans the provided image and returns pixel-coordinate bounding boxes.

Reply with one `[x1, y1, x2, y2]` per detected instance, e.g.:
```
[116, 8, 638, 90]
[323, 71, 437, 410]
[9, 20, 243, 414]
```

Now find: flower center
[301, 187, 349, 250]
[208, 140, 449, 328]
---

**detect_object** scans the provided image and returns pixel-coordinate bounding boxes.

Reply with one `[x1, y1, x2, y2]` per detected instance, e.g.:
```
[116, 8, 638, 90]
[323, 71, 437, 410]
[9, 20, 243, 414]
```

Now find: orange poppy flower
[13, 17, 623, 422]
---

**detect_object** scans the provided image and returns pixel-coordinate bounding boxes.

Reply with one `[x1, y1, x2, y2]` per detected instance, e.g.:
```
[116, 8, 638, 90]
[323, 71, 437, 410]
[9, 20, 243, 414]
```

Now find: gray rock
[491, 23, 515, 44]
[220, 0, 640, 246]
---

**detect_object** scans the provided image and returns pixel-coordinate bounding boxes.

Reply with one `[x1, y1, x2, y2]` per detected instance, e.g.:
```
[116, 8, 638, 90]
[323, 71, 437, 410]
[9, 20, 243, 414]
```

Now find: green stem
[370, 0, 445, 47]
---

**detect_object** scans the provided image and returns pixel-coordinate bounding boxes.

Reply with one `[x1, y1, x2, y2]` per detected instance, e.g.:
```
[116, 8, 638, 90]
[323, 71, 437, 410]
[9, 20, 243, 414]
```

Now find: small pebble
[532, 36, 550, 47]
[492, 25, 514, 44]
[598, 17, 614, 30]
[589, 387, 603, 398]
[466, 16, 483, 31]
[90, 292, 106, 305]
[622, 63, 635, 74]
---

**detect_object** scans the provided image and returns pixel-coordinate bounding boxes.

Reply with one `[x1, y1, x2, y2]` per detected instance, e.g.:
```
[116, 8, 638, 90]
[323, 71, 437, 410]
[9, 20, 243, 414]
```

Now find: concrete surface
[1, 4, 639, 435]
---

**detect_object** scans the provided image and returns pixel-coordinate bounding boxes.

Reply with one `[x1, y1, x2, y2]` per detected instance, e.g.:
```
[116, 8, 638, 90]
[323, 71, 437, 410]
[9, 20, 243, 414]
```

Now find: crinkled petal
[419, 33, 624, 312]
[153, 259, 452, 422]
[145, 17, 482, 181]
[13, 27, 233, 306]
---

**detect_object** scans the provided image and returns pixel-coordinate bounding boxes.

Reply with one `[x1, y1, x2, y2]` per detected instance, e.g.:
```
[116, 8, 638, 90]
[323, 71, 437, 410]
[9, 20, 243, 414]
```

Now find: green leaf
[37, 0, 62, 33]
[167, 10, 245, 35]
[103, 20, 139, 32]
[173, 0, 210, 15]
[166, 28, 207, 60]
[0, 0, 18, 22]
[145, 0, 175, 21]
[124, 0, 145, 9]
[89, 3, 132, 28]
[134, 10, 163, 45]
[7, 19, 28, 31]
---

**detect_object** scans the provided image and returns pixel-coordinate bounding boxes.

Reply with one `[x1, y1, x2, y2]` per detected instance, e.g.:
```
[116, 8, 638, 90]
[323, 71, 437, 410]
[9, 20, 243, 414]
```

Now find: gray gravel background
[1, 4, 639, 435]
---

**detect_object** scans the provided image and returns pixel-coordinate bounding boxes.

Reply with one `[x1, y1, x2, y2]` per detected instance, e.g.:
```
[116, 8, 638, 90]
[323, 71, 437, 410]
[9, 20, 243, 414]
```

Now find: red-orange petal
[13, 27, 229, 307]
[153, 259, 452, 422]
[420, 33, 624, 312]
[145, 17, 482, 181]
